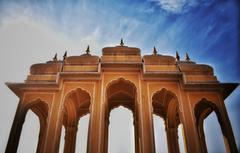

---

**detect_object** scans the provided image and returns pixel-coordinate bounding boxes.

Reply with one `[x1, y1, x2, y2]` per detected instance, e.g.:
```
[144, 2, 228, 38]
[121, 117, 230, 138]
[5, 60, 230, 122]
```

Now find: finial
[153, 46, 157, 55]
[53, 53, 58, 61]
[120, 38, 124, 46]
[176, 51, 180, 61]
[86, 45, 90, 55]
[63, 51, 67, 61]
[185, 52, 190, 61]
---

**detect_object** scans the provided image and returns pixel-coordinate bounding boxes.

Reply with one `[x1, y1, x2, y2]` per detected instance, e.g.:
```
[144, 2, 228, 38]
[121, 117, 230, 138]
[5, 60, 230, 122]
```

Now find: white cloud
[149, 0, 198, 14]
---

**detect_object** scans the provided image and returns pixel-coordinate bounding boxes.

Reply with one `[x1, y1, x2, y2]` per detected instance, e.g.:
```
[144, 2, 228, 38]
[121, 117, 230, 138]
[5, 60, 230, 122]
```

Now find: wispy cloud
[148, 0, 195, 13]
[148, 0, 215, 14]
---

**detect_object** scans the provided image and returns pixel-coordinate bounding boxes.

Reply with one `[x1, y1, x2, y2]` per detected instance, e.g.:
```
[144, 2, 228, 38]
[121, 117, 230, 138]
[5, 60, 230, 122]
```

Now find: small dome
[178, 63, 214, 75]
[65, 55, 100, 65]
[30, 62, 62, 75]
[143, 54, 176, 65]
[102, 46, 140, 55]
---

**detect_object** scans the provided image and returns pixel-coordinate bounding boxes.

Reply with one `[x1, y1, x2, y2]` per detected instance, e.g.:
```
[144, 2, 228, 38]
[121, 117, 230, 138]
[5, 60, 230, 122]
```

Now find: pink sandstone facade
[5, 40, 238, 153]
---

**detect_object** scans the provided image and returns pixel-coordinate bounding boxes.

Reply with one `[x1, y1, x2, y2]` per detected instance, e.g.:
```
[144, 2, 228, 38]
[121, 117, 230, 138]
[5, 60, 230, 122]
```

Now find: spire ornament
[63, 51, 67, 61]
[153, 46, 157, 55]
[53, 53, 58, 61]
[120, 38, 124, 46]
[86, 45, 90, 55]
[185, 53, 191, 61]
[176, 51, 180, 61]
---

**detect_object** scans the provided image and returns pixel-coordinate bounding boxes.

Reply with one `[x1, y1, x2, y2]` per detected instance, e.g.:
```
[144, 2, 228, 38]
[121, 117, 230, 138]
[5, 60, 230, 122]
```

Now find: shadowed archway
[104, 78, 139, 153]
[60, 88, 91, 153]
[152, 88, 185, 153]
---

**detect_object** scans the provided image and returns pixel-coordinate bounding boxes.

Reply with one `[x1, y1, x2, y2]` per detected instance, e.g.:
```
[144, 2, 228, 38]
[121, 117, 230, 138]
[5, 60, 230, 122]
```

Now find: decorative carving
[185, 53, 191, 61]
[86, 45, 90, 55]
[176, 51, 180, 61]
[153, 46, 157, 55]
[120, 38, 124, 46]
[53, 53, 58, 61]
[63, 51, 67, 61]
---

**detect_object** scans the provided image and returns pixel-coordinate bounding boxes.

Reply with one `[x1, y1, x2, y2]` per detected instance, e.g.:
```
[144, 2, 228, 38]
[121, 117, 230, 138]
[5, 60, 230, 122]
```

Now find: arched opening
[152, 88, 186, 153]
[194, 98, 229, 153]
[59, 114, 90, 153]
[204, 113, 225, 153]
[153, 114, 168, 153]
[178, 124, 186, 153]
[104, 78, 138, 153]
[17, 99, 49, 153]
[76, 114, 90, 153]
[17, 110, 39, 153]
[108, 106, 135, 153]
[59, 88, 91, 153]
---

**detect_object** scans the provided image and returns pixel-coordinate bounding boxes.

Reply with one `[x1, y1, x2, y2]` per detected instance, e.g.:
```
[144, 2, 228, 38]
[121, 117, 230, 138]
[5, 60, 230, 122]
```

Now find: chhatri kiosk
[5, 40, 238, 153]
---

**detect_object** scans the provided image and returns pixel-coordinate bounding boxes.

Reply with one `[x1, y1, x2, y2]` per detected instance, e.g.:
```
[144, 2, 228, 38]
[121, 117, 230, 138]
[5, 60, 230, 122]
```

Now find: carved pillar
[63, 125, 78, 153]
[197, 122, 208, 153]
[165, 126, 180, 153]
[5, 102, 27, 153]
[197, 110, 208, 153]
[103, 117, 109, 153]
[139, 82, 155, 153]
[179, 92, 202, 153]
[87, 82, 105, 153]
[218, 99, 238, 153]
[134, 119, 140, 153]
[36, 121, 47, 153]
[42, 92, 63, 153]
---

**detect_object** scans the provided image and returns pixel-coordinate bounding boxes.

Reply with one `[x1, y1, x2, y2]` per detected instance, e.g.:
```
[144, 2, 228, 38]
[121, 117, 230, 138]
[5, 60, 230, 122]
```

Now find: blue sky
[0, 0, 239, 153]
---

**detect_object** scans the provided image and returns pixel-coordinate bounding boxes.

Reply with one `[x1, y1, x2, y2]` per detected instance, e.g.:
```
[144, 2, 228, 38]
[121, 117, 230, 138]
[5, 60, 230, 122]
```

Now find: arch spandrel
[147, 83, 182, 104]
[151, 88, 180, 125]
[62, 82, 95, 101]
[105, 77, 138, 112]
[103, 73, 140, 84]
[105, 77, 138, 91]
[63, 87, 91, 125]
[105, 77, 139, 103]
[188, 92, 222, 110]
[194, 98, 221, 121]
[22, 92, 54, 109]
[28, 100, 49, 119]
[22, 94, 52, 122]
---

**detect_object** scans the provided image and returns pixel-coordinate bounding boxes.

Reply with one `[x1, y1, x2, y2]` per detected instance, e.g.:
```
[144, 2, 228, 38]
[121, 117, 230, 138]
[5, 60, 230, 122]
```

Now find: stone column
[63, 125, 78, 153]
[134, 119, 140, 153]
[198, 123, 208, 153]
[87, 82, 105, 153]
[36, 121, 47, 153]
[103, 117, 109, 153]
[139, 82, 155, 153]
[197, 112, 208, 153]
[218, 99, 238, 153]
[41, 92, 64, 153]
[179, 92, 202, 153]
[165, 127, 180, 153]
[5, 101, 27, 153]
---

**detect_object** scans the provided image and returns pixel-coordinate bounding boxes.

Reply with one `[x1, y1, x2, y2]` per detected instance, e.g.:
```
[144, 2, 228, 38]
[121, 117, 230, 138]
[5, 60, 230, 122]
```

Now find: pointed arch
[152, 88, 184, 153]
[60, 87, 91, 153]
[194, 98, 232, 153]
[104, 77, 139, 153]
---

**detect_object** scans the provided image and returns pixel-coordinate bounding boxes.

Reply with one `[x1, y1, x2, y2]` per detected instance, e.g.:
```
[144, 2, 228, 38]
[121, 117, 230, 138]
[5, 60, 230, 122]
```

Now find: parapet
[25, 42, 218, 84]
[28, 61, 62, 82]
[101, 45, 142, 63]
[30, 62, 62, 75]
[178, 62, 218, 83]
[63, 54, 100, 72]
[143, 54, 178, 73]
